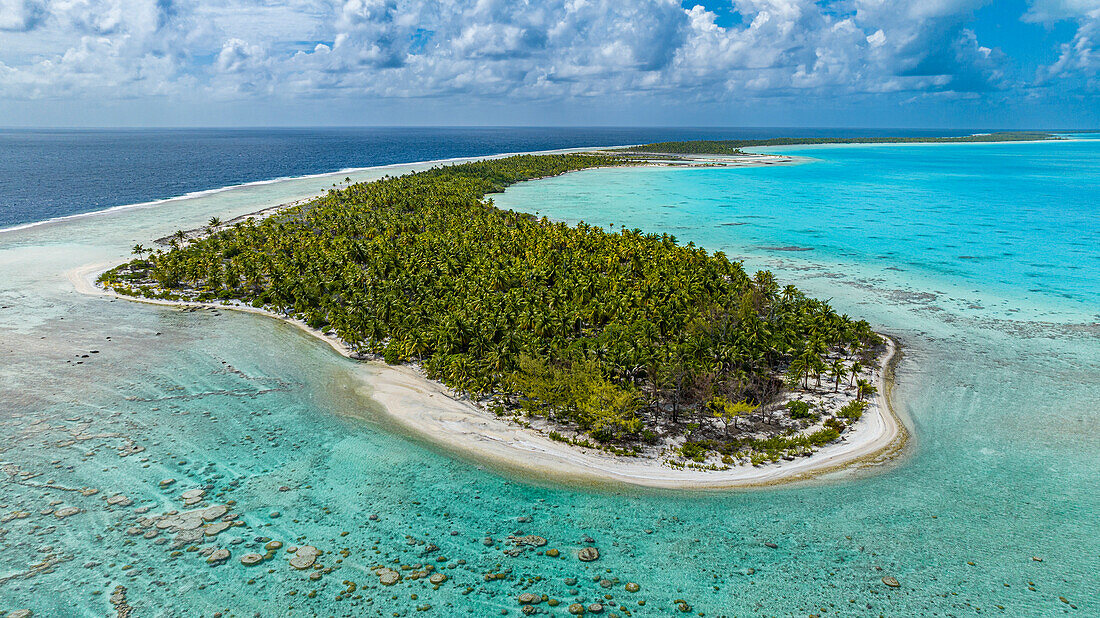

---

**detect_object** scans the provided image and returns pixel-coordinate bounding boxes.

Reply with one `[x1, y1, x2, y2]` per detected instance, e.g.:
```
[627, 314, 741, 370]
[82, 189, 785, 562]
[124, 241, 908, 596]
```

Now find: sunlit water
[1, 140, 1097, 616]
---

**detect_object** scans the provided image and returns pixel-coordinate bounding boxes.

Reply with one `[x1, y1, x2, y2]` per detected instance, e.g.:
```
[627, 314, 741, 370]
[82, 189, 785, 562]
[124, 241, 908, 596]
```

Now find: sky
[0, 0, 1098, 128]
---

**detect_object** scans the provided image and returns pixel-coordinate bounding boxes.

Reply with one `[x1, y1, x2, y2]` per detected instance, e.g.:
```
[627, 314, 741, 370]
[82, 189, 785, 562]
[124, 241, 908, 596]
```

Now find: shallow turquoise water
[1, 142, 1097, 616]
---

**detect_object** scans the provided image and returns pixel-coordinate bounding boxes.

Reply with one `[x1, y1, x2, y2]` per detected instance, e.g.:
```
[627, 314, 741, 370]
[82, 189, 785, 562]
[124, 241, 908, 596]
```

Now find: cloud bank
[0, 0, 1097, 123]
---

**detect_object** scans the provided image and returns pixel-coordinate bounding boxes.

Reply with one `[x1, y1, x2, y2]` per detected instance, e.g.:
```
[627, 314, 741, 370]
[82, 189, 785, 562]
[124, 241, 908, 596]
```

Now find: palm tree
[208, 217, 222, 229]
[781, 284, 800, 303]
[856, 378, 877, 402]
[829, 358, 846, 392]
[787, 357, 809, 390]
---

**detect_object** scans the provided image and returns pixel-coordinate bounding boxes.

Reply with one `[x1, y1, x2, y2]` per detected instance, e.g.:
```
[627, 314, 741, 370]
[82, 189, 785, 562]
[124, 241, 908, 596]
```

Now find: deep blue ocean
[0, 127, 977, 229]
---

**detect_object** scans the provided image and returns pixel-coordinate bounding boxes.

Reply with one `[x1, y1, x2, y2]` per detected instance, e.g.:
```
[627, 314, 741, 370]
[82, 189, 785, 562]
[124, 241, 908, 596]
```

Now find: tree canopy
[100, 153, 881, 451]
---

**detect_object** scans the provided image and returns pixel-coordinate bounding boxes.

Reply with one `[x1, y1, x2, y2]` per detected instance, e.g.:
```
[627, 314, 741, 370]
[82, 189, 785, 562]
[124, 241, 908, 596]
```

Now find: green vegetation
[619, 132, 1056, 155]
[708, 397, 757, 436]
[785, 400, 815, 420]
[508, 356, 643, 442]
[675, 424, 843, 467]
[838, 400, 868, 422]
[100, 152, 883, 461]
[856, 378, 878, 402]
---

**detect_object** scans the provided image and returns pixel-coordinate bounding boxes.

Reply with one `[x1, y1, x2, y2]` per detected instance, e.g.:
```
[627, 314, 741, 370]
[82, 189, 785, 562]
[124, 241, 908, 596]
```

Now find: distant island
[94, 146, 907, 486]
[617, 131, 1058, 155]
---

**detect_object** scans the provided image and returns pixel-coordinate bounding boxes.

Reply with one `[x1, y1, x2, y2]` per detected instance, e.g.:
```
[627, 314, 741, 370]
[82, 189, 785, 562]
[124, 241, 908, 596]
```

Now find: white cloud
[0, 0, 47, 32]
[0, 0, 1095, 109]
[216, 38, 263, 73]
[1023, 0, 1100, 23]
[1025, 0, 1100, 88]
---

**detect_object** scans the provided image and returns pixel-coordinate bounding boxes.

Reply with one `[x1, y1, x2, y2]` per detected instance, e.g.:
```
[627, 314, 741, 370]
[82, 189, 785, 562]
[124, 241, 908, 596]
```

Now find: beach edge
[68, 258, 908, 491]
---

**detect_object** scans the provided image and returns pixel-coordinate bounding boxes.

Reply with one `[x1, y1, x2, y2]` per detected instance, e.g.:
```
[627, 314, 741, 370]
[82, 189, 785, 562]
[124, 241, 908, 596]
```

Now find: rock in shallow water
[289, 545, 319, 570]
[515, 535, 547, 547]
[175, 528, 203, 544]
[240, 553, 263, 566]
[204, 521, 231, 537]
[882, 576, 900, 588]
[206, 548, 230, 565]
[177, 517, 203, 531]
[578, 547, 599, 562]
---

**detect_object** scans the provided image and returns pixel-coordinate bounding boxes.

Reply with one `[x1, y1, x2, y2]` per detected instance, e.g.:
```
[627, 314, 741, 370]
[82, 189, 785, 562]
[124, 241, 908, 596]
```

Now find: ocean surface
[0, 127, 976, 230]
[0, 130, 1097, 616]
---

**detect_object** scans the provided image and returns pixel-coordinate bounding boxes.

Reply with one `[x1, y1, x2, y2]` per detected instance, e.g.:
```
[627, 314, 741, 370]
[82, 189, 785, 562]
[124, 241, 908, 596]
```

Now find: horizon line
[1, 125, 1096, 132]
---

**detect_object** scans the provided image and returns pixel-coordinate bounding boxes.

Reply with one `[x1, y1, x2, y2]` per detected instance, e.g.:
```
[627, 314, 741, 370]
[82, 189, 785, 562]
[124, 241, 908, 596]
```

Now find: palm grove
[102, 154, 882, 463]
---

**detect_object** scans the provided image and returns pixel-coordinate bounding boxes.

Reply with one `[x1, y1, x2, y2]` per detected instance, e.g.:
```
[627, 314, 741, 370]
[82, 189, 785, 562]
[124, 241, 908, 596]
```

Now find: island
[614, 131, 1058, 155]
[91, 147, 911, 488]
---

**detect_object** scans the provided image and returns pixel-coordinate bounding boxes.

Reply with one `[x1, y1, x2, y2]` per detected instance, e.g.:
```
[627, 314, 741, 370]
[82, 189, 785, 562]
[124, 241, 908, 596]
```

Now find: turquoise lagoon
[1, 141, 1097, 616]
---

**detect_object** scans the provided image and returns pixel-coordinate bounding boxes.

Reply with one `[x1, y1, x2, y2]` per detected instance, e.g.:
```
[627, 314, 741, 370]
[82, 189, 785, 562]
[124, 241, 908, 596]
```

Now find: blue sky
[0, 0, 1097, 128]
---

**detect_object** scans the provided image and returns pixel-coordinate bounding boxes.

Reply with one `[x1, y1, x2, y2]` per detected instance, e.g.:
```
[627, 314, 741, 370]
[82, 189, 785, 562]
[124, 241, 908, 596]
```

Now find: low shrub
[838, 400, 868, 422]
[786, 400, 816, 420]
[679, 441, 709, 462]
[808, 427, 841, 445]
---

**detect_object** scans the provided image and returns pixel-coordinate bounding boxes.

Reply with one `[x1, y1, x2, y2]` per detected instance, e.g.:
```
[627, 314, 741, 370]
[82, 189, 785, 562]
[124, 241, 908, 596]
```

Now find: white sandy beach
[69, 258, 905, 490]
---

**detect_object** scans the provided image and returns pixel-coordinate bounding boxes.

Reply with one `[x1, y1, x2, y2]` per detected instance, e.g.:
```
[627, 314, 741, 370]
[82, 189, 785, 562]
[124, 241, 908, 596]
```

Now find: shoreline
[0, 149, 795, 236]
[69, 257, 907, 490]
[357, 335, 905, 491]
[0, 145, 753, 236]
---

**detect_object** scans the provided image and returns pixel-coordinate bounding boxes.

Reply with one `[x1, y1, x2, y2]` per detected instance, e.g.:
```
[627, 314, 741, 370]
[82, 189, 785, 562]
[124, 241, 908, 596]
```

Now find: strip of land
[617, 131, 1058, 155]
[145, 151, 793, 246]
[83, 147, 913, 489]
